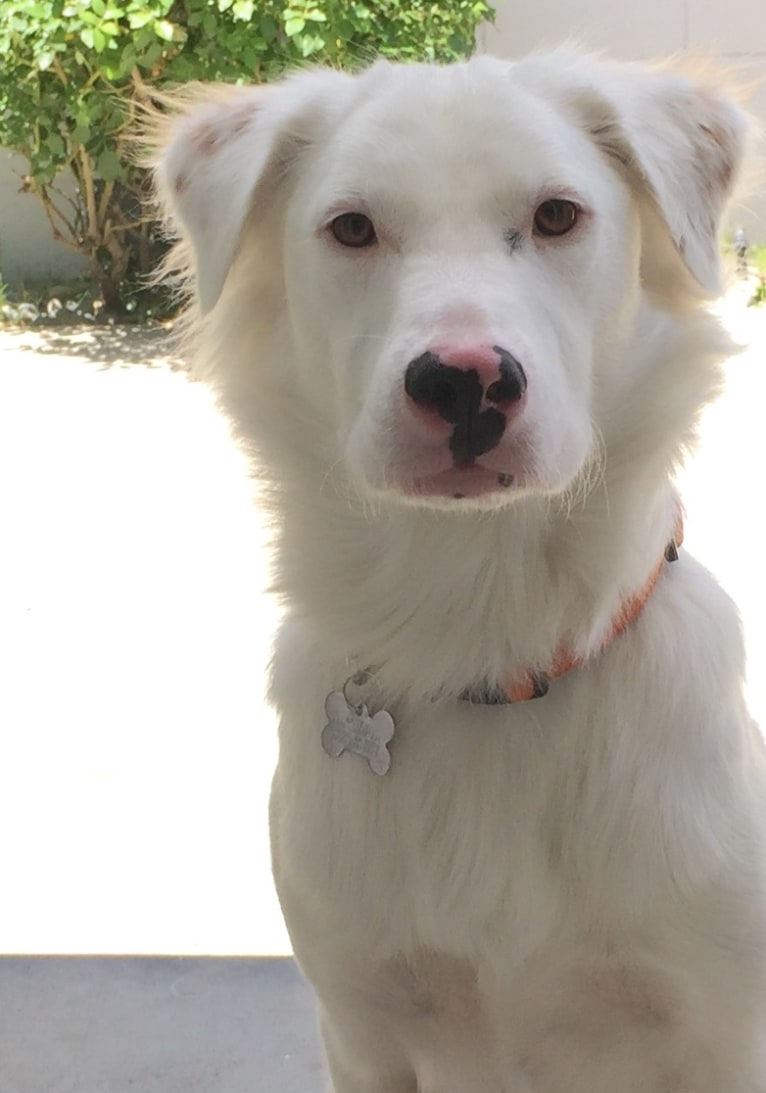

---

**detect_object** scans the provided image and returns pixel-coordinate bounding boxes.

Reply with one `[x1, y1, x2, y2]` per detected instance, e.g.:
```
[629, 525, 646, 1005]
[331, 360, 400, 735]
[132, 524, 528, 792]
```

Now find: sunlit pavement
[0, 327, 288, 957]
[0, 295, 763, 1089]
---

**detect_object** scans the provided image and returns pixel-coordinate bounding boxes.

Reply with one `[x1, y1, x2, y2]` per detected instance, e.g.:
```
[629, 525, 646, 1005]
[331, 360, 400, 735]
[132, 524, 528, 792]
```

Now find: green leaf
[136, 39, 162, 68]
[152, 19, 175, 41]
[259, 12, 276, 40]
[299, 31, 324, 57]
[334, 18, 356, 40]
[101, 59, 124, 78]
[95, 147, 123, 180]
[127, 9, 154, 28]
[46, 132, 65, 156]
[232, 0, 253, 20]
[284, 16, 305, 36]
[34, 162, 57, 185]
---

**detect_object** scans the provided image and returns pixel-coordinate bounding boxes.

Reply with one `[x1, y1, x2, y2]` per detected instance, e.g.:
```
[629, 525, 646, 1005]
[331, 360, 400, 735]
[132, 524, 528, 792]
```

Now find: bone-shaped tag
[321, 690, 395, 776]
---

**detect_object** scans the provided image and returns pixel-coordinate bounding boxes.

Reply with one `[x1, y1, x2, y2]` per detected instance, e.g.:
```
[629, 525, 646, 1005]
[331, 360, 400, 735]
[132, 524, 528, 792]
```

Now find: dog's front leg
[320, 1010, 418, 1093]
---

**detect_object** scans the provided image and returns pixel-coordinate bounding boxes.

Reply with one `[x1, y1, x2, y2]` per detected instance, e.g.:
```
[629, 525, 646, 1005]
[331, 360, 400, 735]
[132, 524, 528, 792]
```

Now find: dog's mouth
[409, 463, 519, 500]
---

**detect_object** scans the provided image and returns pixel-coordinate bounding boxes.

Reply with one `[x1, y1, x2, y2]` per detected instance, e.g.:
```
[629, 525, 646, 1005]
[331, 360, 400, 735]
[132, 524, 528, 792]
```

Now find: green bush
[0, 0, 495, 316]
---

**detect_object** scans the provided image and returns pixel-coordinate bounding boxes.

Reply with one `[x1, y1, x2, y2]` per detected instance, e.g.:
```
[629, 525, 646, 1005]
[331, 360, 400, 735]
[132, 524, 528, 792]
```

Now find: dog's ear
[521, 55, 749, 295]
[151, 71, 352, 312]
[585, 67, 748, 294]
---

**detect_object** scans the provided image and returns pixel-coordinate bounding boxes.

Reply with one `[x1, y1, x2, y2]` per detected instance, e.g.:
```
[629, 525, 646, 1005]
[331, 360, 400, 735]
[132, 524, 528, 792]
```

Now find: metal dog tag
[321, 689, 395, 776]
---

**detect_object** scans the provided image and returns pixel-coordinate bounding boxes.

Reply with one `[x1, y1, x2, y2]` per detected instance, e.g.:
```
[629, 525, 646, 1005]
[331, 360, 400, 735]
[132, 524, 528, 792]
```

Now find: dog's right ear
[151, 71, 353, 313]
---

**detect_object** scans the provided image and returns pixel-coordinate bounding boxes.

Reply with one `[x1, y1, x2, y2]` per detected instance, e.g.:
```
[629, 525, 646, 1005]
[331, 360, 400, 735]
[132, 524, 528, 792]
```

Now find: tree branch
[77, 146, 99, 246]
[39, 190, 82, 254]
[97, 178, 115, 224]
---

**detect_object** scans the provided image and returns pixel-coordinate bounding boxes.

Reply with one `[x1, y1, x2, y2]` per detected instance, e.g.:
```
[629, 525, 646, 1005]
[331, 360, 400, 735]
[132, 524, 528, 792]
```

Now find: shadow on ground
[0, 956, 323, 1093]
[0, 323, 186, 370]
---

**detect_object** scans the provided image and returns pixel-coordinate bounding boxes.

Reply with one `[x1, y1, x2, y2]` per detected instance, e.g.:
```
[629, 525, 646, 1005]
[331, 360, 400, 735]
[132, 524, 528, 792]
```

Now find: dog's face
[281, 64, 638, 504]
[155, 55, 745, 509]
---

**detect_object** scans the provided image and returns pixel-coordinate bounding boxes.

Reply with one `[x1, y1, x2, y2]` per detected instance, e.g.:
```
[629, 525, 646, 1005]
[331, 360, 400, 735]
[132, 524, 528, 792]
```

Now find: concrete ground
[0, 956, 322, 1093]
[0, 292, 764, 1090]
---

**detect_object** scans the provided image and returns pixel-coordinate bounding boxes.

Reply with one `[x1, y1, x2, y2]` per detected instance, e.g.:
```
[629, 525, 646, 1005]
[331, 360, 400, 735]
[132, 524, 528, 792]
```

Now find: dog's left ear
[590, 68, 743, 295]
[520, 55, 750, 295]
[151, 71, 353, 312]
[578, 64, 749, 294]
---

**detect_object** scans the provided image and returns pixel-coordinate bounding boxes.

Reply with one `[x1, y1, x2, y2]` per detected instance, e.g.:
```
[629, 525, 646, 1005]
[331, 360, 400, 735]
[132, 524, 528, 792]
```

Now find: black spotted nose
[404, 345, 527, 464]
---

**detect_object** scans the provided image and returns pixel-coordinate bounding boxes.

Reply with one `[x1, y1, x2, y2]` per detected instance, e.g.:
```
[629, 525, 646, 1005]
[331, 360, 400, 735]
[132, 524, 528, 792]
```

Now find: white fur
[155, 52, 766, 1091]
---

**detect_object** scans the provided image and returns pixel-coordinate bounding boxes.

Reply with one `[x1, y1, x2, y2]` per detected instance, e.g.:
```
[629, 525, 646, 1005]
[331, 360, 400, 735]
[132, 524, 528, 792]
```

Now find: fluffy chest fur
[271, 557, 759, 946]
[269, 561, 766, 1092]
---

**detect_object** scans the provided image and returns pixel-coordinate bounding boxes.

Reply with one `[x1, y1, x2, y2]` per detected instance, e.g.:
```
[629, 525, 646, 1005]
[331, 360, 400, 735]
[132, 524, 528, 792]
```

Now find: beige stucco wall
[478, 0, 766, 239]
[485, 0, 766, 57]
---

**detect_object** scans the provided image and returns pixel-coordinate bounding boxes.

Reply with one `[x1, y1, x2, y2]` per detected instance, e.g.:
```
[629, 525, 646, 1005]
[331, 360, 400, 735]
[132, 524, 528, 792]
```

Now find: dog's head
[154, 54, 746, 508]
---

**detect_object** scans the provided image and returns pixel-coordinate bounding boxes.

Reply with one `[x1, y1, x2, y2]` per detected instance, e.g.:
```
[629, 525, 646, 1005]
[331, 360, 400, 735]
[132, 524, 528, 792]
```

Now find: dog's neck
[492, 518, 681, 705]
[273, 466, 681, 703]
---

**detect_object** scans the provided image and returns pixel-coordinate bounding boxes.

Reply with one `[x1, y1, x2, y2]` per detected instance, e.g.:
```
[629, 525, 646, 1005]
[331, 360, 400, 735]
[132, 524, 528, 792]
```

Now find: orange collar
[464, 518, 684, 706]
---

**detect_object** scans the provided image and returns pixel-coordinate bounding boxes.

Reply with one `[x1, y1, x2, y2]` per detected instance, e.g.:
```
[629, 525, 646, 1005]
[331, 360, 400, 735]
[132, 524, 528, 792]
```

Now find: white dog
[154, 51, 766, 1091]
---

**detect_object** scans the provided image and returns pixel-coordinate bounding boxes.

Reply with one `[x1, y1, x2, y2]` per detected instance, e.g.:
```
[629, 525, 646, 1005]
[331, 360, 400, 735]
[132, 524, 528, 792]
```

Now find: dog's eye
[533, 199, 579, 238]
[330, 213, 377, 248]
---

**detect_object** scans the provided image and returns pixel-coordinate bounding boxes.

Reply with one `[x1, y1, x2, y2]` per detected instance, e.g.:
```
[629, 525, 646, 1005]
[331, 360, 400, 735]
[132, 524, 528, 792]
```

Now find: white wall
[478, 0, 766, 238]
[0, 150, 88, 285]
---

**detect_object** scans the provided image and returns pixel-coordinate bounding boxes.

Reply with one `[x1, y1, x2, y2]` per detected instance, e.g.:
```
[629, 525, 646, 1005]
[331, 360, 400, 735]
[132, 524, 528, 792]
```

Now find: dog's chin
[410, 464, 525, 502]
[355, 465, 546, 512]
[347, 430, 592, 511]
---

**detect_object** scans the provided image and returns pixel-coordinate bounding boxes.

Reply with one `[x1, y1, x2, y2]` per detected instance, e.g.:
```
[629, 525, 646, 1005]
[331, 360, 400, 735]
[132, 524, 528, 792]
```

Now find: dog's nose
[404, 345, 527, 463]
